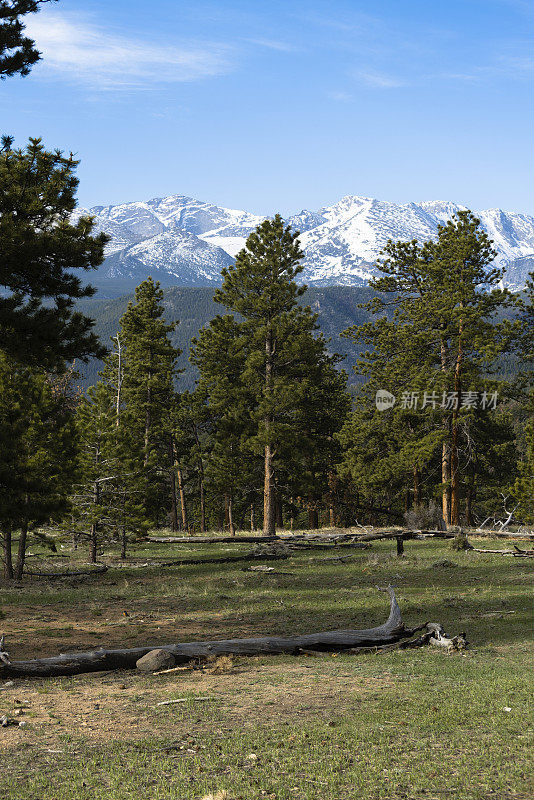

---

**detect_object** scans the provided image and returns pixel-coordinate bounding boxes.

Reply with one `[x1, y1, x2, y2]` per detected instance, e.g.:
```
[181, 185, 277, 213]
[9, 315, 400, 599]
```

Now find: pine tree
[118, 278, 180, 524]
[0, 1, 56, 78]
[0, 354, 78, 578]
[74, 370, 148, 563]
[176, 387, 213, 533]
[214, 215, 306, 535]
[0, 137, 108, 368]
[342, 211, 519, 526]
[213, 214, 351, 535]
[191, 314, 259, 534]
[512, 390, 534, 523]
[512, 271, 534, 522]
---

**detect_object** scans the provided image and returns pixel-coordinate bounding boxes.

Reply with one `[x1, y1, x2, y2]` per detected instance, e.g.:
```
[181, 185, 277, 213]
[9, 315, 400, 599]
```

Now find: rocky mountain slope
[78, 194, 534, 295]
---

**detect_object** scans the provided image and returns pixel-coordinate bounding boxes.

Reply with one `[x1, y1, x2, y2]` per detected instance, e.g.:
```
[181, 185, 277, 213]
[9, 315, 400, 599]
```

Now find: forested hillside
[77, 284, 522, 390]
[76, 285, 380, 389]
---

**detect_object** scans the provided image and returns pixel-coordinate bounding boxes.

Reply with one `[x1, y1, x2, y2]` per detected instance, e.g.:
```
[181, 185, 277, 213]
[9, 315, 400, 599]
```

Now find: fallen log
[148, 535, 278, 544]
[1, 586, 421, 678]
[426, 622, 467, 652]
[24, 563, 108, 578]
[148, 528, 534, 545]
[470, 546, 534, 557]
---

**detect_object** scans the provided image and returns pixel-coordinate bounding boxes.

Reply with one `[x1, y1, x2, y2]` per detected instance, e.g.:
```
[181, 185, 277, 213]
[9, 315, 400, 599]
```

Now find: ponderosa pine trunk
[199, 471, 206, 533]
[114, 334, 123, 427]
[327, 471, 338, 527]
[143, 358, 152, 469]
[228, 495, 235, 536]
[177, 467, 188, 531]
[89, 464, 100, 563]
[440, 334, 452, 527]
[450, 317, 463, 526]
[90, 522, 98, 564]
[169, 438, 179, 532]
[263, 327, 276, 537]
[413, 466, 421, 507]
[250, 503, 255, 531]
[170, 435, 188, 530]
[308, 498, 319, 530]
[263, 444, 276, 536]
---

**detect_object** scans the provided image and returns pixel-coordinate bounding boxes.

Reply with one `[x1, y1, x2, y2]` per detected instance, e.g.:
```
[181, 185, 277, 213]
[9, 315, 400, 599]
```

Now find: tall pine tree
[0, 137, 108, 368]
[118, 278, 180, 524]
[342, 211, 519, 526]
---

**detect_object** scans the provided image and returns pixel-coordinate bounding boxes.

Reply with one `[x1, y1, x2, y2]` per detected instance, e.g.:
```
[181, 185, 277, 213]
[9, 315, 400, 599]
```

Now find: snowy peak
[81, 193, 534, 295]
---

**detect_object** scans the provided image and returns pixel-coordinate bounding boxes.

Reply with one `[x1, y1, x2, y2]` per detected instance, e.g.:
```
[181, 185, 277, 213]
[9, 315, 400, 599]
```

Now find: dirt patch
[0, 658, 392, 750]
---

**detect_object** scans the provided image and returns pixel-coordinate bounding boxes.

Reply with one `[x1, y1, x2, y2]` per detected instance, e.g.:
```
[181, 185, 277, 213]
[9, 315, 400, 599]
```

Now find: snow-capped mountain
[81, 194, 534, 295]
[91, 228, 233, 293]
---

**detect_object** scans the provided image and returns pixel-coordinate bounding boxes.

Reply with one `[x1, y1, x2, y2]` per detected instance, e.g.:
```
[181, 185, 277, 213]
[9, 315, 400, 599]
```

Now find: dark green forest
[75, 285, 522, 390]
[0, 138, 532, 578]
[75, 286, 378, 389]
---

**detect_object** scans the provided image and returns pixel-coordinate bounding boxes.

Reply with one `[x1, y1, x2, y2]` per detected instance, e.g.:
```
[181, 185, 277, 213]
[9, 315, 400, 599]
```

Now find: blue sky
[2, 0, 534, 215]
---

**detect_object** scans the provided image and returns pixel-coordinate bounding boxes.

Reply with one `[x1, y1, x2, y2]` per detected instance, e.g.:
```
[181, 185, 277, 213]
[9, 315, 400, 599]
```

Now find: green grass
[0, 536, 532, 800]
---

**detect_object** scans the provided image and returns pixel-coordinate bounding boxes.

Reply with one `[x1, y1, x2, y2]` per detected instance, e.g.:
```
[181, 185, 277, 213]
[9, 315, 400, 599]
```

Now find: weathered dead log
[148, 528, 534, 545]
[426, 622, 467, 651]
[148, 535, 278, 544]
[469, 546, 534, 557]
[0, 586, 418, 678]
[24, 563, 108, 578]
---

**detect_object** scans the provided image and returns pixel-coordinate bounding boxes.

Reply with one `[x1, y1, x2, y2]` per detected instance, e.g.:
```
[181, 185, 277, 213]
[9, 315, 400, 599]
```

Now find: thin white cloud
[25, 11, 233, 89]
[354, 70, 406, 89]
[246, 38, 298, 53]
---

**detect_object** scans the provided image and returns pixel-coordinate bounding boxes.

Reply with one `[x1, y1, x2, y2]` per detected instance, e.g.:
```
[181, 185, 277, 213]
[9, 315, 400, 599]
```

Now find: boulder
[136, 649, 176, 673]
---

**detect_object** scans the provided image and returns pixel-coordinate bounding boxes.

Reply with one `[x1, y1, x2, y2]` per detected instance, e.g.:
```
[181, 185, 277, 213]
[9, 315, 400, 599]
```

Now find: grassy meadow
[0, 533, 532, 800]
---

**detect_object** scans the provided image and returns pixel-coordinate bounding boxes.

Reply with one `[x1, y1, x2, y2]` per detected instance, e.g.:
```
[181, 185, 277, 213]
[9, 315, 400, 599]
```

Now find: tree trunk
[450, 318, 463, 526]
[442, 442, 451, 525]
[89, 523, 98, 564]
[89, 477, 100, 564]
[2, 525, 14, 580]
[198, 467, 206, 533]
[250, 503, 255, 531]
[14, 513, 28, 581]
[121, 525, 127, 559]
[0, 588, 414, 678]
[169, 438, 179, 532]
[466, 471, 476, 527]
[440, 335, 451, 527]
[413, 466, 421, 507]
[114, 333, 123, 427]
[144, 363, 152, 469]
[329, 503, 335, 527]
[228, 495, 235, 536]
[263, 444, 276, 536]
[308, 499, 319, 530]
[263, 326, 276, 537]
[327, 472, 338, 527]
[177, 468, 188, 531]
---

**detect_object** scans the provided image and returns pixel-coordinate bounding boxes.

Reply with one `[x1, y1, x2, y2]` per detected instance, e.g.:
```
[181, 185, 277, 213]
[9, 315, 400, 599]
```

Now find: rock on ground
[136, 649, 176, 673]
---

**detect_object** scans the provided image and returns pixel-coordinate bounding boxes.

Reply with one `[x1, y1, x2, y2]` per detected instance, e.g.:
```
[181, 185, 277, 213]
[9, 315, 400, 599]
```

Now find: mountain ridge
[78, 193, 534, 296]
